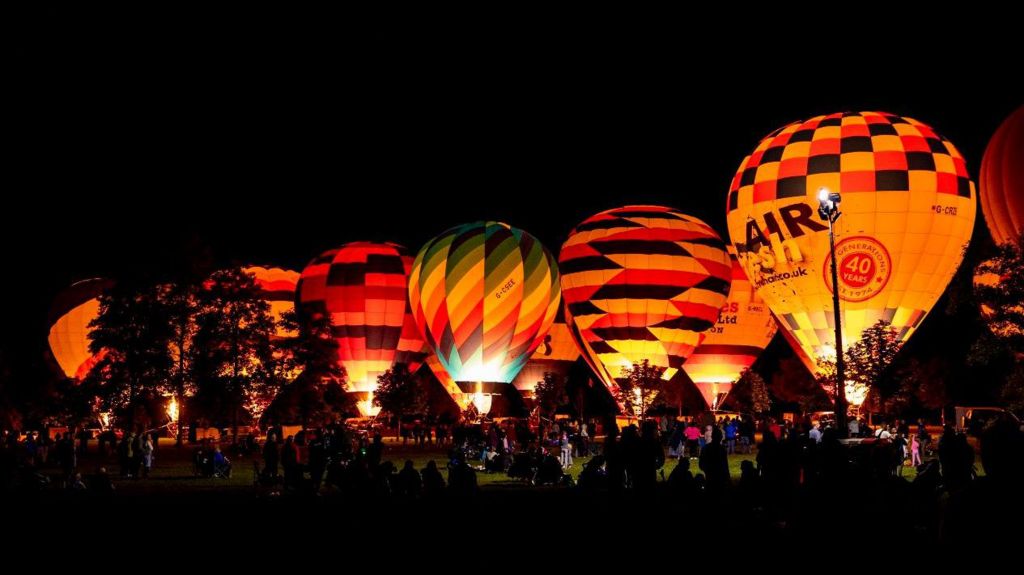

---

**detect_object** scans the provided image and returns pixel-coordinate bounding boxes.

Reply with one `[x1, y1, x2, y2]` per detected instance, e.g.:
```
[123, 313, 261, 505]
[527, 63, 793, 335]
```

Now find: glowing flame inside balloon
[360, 392, 382, 418]
[471, 383, 493, 416]
[472, 393, 493, 416]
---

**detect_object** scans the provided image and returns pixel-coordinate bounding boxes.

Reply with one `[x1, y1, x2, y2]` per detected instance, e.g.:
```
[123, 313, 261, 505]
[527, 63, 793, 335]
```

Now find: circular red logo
[824, 236, 891, 302]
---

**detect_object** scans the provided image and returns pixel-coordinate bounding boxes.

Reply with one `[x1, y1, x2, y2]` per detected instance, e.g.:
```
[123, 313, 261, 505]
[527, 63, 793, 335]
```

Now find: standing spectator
[262, 433, 279, 478]
[699, 427, 730, 492]
[140, 434, 154, 478]
[684, 422, 701, 458]
[911, 433, 923, 467]
[724, 419, 738, 454]
[560, 431, 573, 469]
[282, 435, 299, 489]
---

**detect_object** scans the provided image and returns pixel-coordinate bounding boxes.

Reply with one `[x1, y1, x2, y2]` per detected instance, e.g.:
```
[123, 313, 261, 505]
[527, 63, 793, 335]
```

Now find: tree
[974, 232, 1024, 356]
[844, 320, 902, 415]
[373, 363, 424, 437]
[533, 371, 568, 420]
[728, 368, 771, 415]
[974, 232, 1024, 411]
[770, 357, 829, 414]
[614, 359, 666, 422]
[192, 268, 279, 440]
[0, 350, 23, 430]
[84, 282, 173, 429]
[1000, 366, 1024, 416]
[896, 357, 950, 411]
[265, 308, 351, 427]
[159, 280, 202, 445]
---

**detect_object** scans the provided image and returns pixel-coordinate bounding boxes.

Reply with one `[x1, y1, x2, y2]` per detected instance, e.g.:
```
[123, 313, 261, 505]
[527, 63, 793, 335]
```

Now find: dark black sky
[6, 20, 1022, 381]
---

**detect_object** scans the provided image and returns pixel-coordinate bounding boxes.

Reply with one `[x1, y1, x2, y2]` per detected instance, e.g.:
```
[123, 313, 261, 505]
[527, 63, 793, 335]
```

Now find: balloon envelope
[244, 266, 299, 338]
[979, 106, 1024, 246]
[726, 111, 976, 373]
[682, 249, 777, 410]
[47, 278, 114, 379]
[320, 242, 428, 415]
[408, 221, 560, 391]
[560, 206, 732, 388]
[296, 248, 340, 320]
[510, 316, 581, 399]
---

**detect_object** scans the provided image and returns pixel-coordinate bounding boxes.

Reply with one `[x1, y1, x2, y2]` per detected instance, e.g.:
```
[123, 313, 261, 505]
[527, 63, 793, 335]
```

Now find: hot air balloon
[979, 106, 1024, 246]
[244, 266, 299, 338]
[316, 242, 428, 417]
[408, 221, 560, 413]
[296, 248, 340, 321]
[47, 278, 114, 380]
[510, 309, 581, 402]
[424, 353, 472, 410]
[682, 248, 777, 410]
[559, 206, 732, 394]
[726, 111, 976, 380]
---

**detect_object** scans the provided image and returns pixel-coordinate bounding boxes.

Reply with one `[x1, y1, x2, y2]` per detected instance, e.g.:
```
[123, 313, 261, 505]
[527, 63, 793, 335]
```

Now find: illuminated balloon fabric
[979, 106, 1024, 246]
[325, 242, 428, 406]
[47, 278, 113, 379]
[726, 111, 976, 372]
[565, 304, 619, 396]
[296, 248, 340, 320]
[408, 221, 561, 390]
[683, 249, 777, 409]
[244, 266, 299, 337]
[424, 353, 471, 409]
[510, 319, 581, 399]
[559, 206, 732, 385]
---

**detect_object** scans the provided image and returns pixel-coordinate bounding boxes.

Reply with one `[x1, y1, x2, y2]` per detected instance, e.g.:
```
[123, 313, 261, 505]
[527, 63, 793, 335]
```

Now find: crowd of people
[3, 412, 1022, 544]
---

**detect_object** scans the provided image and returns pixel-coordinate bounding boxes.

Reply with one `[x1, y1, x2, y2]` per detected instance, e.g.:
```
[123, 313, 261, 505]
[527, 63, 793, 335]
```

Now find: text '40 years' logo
[823, 236, 892, 302]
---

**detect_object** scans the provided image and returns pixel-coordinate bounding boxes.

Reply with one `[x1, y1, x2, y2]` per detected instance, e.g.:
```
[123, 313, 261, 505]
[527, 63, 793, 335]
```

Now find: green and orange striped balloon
[408, 221, 560, 390]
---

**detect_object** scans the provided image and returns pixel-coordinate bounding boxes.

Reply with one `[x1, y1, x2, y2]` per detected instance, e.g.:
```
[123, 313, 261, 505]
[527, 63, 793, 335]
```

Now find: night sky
[7, 25, 1022, 385]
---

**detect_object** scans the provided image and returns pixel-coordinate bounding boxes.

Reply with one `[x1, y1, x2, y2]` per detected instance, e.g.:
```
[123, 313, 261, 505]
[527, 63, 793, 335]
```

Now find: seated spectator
[213, 448, 232, 478]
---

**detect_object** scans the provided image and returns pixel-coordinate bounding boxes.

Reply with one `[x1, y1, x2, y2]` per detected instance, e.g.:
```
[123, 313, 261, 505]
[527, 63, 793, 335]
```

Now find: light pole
[818, 187, 848, 437]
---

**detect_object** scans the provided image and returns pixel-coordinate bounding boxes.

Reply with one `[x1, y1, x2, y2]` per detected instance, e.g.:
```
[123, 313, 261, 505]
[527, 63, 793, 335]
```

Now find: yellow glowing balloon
[47, 279, 113, 380]
[726, 111, 976, 374]
[244, 266, 300, 338]
[683, 249, 777, 409]
[510, 319, 581, 400]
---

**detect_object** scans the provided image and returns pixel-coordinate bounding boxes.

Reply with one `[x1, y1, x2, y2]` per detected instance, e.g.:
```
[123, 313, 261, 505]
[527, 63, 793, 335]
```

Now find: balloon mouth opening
[455, 381, 509, 394]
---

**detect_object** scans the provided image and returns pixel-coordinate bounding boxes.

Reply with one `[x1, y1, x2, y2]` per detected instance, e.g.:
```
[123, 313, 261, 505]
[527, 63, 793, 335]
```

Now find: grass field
[52, 437, 943, 495]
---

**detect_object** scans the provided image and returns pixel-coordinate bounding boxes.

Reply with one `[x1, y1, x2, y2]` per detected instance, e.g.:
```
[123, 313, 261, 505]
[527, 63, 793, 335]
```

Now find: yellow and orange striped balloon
[560, 206, 732, 390]
[244, 266, 299, 338]
[510, 317, 581, 400]
[682, 249, 777, 409]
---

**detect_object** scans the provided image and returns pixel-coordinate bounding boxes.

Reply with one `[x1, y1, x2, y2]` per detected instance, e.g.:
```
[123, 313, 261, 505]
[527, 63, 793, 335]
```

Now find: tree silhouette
[533, 371, 568, 420]
[84, 282, 173, 429]
[373, 363, 424, 437]
[615, 359, 666, 422]
[974, 231, 1024, 355]
[729, 368, 771, 415]
[159, 280, 202, 445]
[845, 320, 902, 414]
[770, 357, 829, 413]
[974, 232, 1024, 414]
[265, 308, 351, 427]
[192, 268, 279, 440]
